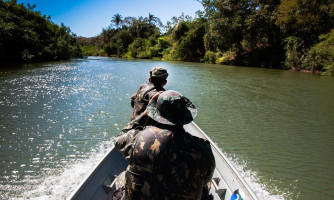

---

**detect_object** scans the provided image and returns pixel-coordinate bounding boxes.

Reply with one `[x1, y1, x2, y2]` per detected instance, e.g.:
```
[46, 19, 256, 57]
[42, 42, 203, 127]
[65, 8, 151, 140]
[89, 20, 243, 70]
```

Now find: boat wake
[226, 154, 285, 200]
[13, 140, 115, 200]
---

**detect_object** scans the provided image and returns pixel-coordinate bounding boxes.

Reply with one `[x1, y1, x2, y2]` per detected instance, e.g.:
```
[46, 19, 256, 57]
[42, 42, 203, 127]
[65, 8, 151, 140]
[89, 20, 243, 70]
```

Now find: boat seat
[102, 175, 117, 194]
[210, 169, 230, 199]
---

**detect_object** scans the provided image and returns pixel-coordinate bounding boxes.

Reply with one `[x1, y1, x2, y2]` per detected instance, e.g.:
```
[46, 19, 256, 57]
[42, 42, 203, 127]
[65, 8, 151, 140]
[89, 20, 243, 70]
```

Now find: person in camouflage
[130, 67, 168, 120]
[115, 90, 215, 200]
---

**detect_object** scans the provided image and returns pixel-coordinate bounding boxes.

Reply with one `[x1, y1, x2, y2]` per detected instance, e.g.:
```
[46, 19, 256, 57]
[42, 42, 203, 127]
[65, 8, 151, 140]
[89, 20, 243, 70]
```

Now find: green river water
[0, 57, 333, 199]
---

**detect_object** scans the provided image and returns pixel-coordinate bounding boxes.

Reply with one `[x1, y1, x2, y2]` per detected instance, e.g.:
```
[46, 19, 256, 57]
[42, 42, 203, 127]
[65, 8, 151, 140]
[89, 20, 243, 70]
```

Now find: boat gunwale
[67, 147, 117, 200]
[190, 122, 259, 200]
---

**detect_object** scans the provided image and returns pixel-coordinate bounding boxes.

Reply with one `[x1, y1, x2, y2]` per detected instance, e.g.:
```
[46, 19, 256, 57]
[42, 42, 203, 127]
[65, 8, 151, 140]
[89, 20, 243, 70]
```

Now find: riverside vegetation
[1, 0, 334, 75]
[0, 0, 82, 63]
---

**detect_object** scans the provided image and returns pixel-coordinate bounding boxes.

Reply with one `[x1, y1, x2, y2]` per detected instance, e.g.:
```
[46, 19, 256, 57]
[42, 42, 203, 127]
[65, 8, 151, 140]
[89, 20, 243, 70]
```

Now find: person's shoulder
[141, 82, 150, 87]
[138, 126, 173, 142]
[185, 133, 214, 155]
[185, 132, 209, 145]
[136, 82, 149, 91]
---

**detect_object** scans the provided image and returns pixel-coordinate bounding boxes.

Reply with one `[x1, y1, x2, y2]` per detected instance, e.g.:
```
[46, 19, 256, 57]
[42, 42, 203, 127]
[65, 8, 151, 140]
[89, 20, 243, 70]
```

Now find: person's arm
[130, 93, 137, 108]
[114, 128, 140, 161]
[131, 84, 146, 108]
[201, 141, 216, 200]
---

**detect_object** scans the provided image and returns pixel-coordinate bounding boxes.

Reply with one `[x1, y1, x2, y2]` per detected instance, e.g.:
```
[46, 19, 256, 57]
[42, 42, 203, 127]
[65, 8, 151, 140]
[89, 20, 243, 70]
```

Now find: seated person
[130, 67, 168, 120]
[115, 90, 216, 200]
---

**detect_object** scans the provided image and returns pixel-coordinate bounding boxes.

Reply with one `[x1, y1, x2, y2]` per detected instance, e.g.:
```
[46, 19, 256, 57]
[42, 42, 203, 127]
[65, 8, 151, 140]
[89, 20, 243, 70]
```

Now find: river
[0, 57, 333, 199]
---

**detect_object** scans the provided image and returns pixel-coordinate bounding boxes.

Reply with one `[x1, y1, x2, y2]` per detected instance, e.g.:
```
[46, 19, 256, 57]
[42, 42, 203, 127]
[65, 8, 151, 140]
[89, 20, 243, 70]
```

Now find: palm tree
[123, 16, 137, 26]
[111, 13, 123, 28]
[146, 13, 163, 27]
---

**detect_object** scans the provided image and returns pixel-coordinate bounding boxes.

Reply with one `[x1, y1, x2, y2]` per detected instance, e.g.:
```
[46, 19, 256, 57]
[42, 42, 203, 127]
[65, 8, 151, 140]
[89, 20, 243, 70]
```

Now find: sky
[17, 0, 204, 37]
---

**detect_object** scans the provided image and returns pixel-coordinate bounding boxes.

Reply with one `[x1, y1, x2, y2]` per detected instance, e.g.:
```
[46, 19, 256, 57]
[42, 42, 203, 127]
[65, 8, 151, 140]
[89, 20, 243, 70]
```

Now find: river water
[0, 57, 333, 199]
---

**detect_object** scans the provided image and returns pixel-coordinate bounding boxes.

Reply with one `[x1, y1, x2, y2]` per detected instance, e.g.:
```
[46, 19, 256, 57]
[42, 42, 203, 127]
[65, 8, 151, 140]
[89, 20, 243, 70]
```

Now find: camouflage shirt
[115, 113, 157, 161]
[115, 124, 216, 200]
[130, 82, 165, 120]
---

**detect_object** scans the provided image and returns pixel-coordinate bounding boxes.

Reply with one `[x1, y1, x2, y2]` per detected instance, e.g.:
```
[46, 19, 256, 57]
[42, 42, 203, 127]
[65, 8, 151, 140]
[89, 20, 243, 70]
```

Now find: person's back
[130, 67, 168, 120]
[124, 124, 215, 199]
[116, 90, 216, 200]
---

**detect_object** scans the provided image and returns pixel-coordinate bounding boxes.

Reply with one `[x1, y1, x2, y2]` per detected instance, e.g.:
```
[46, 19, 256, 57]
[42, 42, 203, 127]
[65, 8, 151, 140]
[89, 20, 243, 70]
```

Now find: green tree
[146, 13, 163, 27]
[0, 0, 81, 63]
[168, 18, 206, 61]
[200, 0, 258, 60]
[243, 0, 284, 67]
[111, 13, 123, 28]
[112, 30, 133, 56]
[277, 0, 334, 46]
[303, 29, 334, 75]
[277, 0, 334, 70]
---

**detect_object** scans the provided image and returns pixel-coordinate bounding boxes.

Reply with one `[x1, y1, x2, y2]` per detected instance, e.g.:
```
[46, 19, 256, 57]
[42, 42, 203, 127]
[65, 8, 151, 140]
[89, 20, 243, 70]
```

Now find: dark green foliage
[201, 51, 217, 63]
[81, 0, 334, 75]
[128, 38, 148, 58]
[110, 30, 133, 57]
[98, 14, 164, 58]
[173, 22, 189, 41]
[303, 29, 334, 75]
[0, 0, 82, 63]
[177, 22, 205, 61]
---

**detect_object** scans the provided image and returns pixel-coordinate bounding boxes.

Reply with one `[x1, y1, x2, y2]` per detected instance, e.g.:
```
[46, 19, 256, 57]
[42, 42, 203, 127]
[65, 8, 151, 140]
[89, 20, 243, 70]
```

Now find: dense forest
[1, 0, 333, 75]
[0, 0, 82, 63]
[78, 0, 334, 75]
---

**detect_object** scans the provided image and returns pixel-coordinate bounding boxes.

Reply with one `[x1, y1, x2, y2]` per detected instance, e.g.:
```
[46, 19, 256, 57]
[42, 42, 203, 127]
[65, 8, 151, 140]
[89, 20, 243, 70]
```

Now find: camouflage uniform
[130, 82, 164, 120]
[115, 112, 157, 161]
[115, 90, 216, 200]
[115, 124, 215, 200]
[130, 67, 168, 120]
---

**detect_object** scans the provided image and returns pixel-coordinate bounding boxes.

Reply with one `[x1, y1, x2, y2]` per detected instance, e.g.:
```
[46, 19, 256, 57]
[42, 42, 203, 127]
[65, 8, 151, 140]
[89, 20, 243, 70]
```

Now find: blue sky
[17, 0, 204, 37]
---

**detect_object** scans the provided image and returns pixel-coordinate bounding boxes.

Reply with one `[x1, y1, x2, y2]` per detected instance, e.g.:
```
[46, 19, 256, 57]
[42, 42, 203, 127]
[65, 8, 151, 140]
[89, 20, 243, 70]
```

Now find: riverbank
[85, 56, 327, 76]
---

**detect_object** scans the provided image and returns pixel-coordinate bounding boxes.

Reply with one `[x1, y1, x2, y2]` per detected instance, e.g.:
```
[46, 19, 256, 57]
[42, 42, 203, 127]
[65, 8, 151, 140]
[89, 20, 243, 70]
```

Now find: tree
[169, 18, 206, 62]
[277, 0, 334, 70]
[303, 29, 334, 75]
[111, 13, 123, 28]
[243, 0, 284, 67]
[0, 0, 81, 63]
[146, 13, 163, 27]
[277, 0, 334, 48]
[200, 0, 258, 63]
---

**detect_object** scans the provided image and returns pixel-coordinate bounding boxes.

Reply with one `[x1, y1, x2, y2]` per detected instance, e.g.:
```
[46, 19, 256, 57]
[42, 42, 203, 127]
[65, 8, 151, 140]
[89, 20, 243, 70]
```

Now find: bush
[303, 29, 334, 75]
[81, 45, 98, 56]
[128, 38, 145, 58]
[98, 49, 107, 57]
[283, 36, 305, 70]
[201, 51, 217, 63]
[216, 50, 237, 65]
[104, 43, 117, 56]
[113, 30, 133, 57]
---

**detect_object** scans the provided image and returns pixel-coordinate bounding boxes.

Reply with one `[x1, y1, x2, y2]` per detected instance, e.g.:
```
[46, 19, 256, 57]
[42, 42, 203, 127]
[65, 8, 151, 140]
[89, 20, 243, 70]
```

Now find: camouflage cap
[146, 90, 197, 125]
[150, 67, 168, 79]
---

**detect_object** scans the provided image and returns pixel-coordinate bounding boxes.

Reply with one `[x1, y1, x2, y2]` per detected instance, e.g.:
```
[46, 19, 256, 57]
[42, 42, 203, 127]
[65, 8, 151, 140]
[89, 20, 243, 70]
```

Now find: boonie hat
[147, 90, 197, 125]
[150, 67, 168, 79]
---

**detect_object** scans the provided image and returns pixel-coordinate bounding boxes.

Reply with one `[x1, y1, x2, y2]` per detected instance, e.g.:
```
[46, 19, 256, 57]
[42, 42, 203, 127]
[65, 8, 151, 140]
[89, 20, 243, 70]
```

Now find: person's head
[146, 90, 197, 126]
[149, 67, 168, 86]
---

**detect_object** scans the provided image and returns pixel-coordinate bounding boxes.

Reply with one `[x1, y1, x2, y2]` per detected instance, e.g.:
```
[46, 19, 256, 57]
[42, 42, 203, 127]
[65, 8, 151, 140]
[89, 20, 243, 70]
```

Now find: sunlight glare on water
[1, 57, 333, 199]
